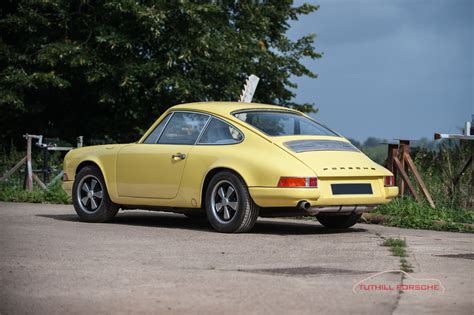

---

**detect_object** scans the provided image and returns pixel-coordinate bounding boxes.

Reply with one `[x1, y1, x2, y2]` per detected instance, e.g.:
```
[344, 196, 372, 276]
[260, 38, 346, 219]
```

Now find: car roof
[169, 102, 299, 117]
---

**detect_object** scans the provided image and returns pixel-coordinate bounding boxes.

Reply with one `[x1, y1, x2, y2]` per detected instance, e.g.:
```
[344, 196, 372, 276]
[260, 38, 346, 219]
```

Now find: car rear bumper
[248, 185, 398, 208]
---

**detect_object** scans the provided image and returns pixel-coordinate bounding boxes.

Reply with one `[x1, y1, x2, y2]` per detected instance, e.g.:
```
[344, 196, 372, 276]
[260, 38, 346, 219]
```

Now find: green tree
[0, 0, 321, 146]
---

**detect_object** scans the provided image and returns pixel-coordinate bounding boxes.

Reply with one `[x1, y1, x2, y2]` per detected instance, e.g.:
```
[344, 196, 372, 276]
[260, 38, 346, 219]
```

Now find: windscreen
[234, 111, 337, 137]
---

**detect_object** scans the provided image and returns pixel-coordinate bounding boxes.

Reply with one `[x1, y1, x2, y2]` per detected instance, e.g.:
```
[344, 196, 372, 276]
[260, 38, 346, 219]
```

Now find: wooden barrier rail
[0, 134, 82, 191]
[384, 139, 435, 208]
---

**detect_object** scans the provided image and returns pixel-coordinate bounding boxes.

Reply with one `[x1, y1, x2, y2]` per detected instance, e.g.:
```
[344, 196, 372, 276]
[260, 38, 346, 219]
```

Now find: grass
[382, 237, 413, 272]
[382, 238, 406, 249]
[374, 198, 474, 233]
[365, 140, 473, 233]
[0, 181, 71, 204]
[400, 258, 413, 273]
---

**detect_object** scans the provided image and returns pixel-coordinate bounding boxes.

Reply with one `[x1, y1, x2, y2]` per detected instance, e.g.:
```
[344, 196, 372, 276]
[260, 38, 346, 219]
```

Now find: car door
[116, 111, 210, 199]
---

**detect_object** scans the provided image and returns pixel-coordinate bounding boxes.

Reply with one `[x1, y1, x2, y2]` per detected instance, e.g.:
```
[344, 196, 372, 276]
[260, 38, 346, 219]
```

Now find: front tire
[316, 213, 361, 229]
[72, 166, 118, 223]
[205, 171, 259, 233]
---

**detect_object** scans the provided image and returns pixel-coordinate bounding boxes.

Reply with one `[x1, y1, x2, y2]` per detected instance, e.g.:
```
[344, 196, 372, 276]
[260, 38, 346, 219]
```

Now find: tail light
[384, 175, 395, 187]
[62, 172, 70, 181]
[278, 177, 318, 188]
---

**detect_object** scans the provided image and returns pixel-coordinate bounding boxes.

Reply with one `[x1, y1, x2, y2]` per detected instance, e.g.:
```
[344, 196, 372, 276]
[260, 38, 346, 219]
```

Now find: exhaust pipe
[297, 200, 311, 211]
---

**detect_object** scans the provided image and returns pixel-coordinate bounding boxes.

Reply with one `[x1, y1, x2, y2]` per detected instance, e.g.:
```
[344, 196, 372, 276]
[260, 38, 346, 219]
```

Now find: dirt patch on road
[434, 253, 474, 260]
[239, 266, 373, 277]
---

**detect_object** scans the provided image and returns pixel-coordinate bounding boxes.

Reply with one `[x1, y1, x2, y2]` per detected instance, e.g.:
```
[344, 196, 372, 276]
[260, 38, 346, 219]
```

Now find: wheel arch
[74, 158, 118, 198]
[75, 160, 104, 178]
[76, 160, 97, 175]
[200, 167, 248, 208]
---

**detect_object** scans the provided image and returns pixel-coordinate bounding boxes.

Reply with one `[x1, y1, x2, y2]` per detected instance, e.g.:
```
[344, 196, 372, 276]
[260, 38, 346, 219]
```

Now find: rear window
[233, 111, 337, 137]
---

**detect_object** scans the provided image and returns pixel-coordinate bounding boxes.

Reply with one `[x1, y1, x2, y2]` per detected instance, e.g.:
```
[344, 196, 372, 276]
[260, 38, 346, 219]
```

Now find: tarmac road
[1, 202, 473, 314]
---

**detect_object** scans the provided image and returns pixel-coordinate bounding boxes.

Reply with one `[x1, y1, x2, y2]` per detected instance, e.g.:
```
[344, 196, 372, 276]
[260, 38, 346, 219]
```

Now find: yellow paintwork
[63, 102, 398, 209]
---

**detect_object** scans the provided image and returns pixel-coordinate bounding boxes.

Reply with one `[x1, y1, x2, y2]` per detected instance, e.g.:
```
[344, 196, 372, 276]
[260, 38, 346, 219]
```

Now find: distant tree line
[0, 0, 321, 148]
[349, 136, 453, 164]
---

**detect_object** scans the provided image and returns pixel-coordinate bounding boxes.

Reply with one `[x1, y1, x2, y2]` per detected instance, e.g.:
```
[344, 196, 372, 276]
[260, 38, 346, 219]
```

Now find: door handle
[172, 153, 186, 161]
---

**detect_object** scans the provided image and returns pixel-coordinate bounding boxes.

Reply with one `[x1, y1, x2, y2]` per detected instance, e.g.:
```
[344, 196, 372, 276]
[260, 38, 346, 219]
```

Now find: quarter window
[143, 114, 171, 144]
[234, 111, 337, 137]
[158, 112, 209, 145]
[198, 118, 243, 144]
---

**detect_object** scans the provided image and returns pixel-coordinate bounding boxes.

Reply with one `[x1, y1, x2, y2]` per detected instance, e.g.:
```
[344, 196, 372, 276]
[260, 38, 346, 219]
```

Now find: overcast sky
[288, 0, 473, 141]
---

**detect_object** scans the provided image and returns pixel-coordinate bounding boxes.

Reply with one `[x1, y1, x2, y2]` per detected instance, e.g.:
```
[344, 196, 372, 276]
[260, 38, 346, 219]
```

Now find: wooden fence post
[398, 140, 411, 197]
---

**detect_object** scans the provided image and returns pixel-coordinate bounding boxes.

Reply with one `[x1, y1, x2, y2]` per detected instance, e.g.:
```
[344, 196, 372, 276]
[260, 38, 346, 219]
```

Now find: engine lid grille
[284, 140, 359, 153]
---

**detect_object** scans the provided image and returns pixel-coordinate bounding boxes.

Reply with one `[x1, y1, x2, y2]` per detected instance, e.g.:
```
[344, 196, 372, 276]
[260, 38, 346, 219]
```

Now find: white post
[77, 136, 83, 148]
[239, 75, 260, 103]
[25, 135, 33, 191]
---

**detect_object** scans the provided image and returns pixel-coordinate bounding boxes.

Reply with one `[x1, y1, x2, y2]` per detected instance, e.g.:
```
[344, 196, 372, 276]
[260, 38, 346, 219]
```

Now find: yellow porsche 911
[62, 102, 398, 233]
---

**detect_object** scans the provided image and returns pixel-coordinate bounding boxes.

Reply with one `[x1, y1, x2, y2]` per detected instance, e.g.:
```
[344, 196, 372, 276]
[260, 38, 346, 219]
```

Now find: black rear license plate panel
[331, 184, 373, 195]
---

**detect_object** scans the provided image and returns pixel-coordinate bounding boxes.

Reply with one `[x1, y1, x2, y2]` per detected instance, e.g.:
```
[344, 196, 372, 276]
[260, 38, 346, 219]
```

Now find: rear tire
[316, 213, 361, 229]
[205, 171, 259, 233]
[72, 166, 118, 223]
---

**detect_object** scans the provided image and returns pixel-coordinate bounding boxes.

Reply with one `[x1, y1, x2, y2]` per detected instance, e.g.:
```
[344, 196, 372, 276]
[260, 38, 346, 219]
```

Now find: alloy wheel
[211, 180, 239, 224]
[76, 175, 104, 213]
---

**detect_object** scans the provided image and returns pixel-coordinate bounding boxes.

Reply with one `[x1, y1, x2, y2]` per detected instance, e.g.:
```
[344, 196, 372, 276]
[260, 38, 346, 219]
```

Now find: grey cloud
[288, 0, 473, 141]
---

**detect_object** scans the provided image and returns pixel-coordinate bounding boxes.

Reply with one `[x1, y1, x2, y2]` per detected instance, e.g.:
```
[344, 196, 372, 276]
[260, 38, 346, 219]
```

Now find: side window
[158, 112, 209, 145]
[198, 118, 243, 144]
[143, 114, 171, 144]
